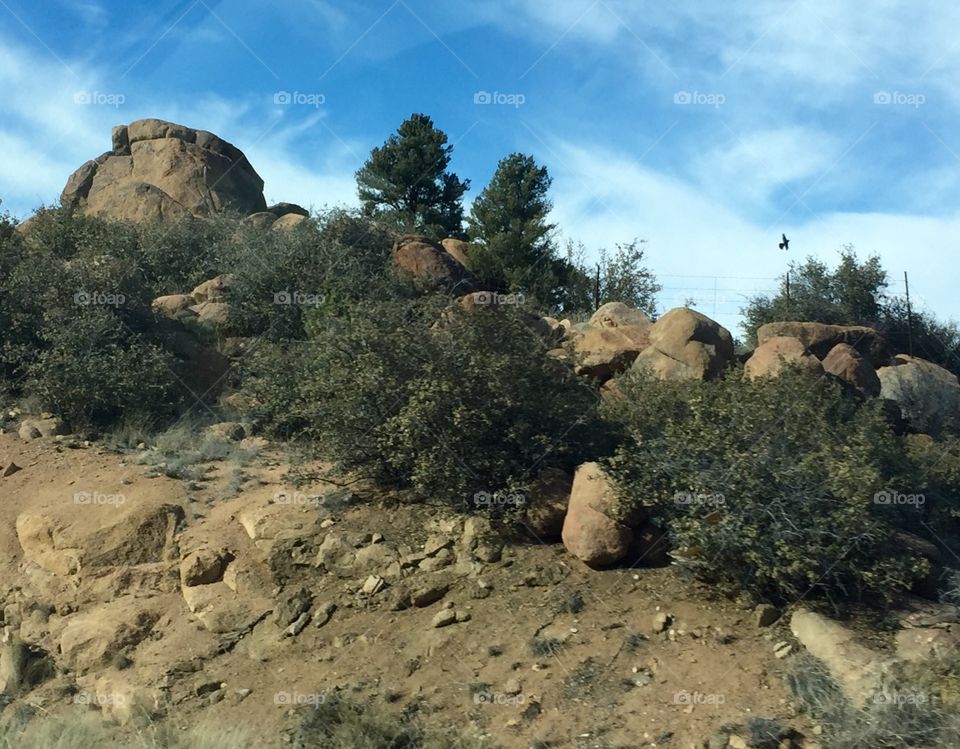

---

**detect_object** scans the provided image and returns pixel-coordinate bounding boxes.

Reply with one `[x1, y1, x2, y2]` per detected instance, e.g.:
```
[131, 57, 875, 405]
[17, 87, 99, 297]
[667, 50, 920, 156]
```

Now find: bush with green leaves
[242, 297, 611, 508]
[224, 209, 402, 339]
[603, 365, 931, 604]
[0, 209, 206, 429]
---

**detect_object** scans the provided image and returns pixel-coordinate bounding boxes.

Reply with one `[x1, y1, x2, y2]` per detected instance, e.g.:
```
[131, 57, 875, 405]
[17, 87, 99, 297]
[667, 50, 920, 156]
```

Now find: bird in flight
[778, 233, 790, 251]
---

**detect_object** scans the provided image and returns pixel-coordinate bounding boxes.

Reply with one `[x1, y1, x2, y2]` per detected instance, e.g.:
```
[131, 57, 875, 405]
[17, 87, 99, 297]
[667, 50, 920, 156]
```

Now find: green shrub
[603, 365, 929, 603]
[293, 694, 489, 749]
[225, 209, 403, 339]
[786, 652, 960, 748]
[26, 308, 180, 428]
[243, 297, 610, 508]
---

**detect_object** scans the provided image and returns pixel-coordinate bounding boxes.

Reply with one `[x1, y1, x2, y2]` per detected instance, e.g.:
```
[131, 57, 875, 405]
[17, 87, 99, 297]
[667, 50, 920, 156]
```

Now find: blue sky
[1, 0, 959, 334]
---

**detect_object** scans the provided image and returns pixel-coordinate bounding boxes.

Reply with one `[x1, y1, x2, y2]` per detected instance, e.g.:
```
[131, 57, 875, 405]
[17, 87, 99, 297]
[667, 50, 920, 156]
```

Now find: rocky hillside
[1, 119, 958, 749]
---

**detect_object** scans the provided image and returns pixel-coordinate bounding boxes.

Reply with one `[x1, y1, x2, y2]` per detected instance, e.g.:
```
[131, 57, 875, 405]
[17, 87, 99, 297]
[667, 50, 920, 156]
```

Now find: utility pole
[904, 271, 914, 357]
[594, 264, 601, 311]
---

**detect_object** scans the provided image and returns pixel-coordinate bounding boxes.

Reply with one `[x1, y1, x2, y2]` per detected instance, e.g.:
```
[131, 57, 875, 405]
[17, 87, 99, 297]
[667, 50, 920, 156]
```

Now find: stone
[573, 325, 652, 381]
[60, 598, 161, 673]
[60, 119, 268, 221]
[754, 604, 781, 628]
[17, 501, 183, 577]
[274, 587, 312, 628]
[179, 548, 230, 587]
[152, 294, 195, 318]
[652, 612, 672, 634]
[878, 355, 960, 436]
[632, 307, 734, 381]
[523, 468, 573, 541]
[790, 608, 887, 707]
[391, 235, 479, 295]
[432, 609, 458, 628]
[757, 321, 889, 363]
[1, 462, 22, 478]
[744, 336, 824, 380]
[821, 342, 881, 397]
[562, 462, 635, 567]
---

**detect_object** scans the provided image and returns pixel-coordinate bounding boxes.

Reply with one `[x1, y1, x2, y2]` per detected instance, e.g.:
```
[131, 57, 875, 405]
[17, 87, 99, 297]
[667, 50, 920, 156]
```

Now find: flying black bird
[778, 233, 790, 251]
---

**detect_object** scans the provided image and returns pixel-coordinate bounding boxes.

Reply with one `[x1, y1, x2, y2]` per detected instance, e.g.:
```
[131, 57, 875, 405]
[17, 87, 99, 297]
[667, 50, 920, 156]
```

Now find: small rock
[432, 610, 458, 628]
[504, 677, 522, 695]
[1, 462, 22, 478]
[728, 737, 748, 749]
[314, 602, 336, 628]
[284, 612, 311, 637]
[411, 583, 449, 608]
[755, 603, 781, 628]
[361, 575, 386, 595]
[652, 612, 672, 634]
[455, 611, 471, 623]
[773, 641, 793, 659]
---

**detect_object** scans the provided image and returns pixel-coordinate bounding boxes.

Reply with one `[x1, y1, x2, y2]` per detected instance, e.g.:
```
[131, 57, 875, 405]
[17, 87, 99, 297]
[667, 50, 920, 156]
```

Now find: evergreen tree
[355, 114, 468, 237]
[467, 153, 566, 307]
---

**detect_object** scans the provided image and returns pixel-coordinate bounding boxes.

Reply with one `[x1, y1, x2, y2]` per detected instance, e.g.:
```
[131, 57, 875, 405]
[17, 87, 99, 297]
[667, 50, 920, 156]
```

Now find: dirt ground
[0, 430, 812, 748]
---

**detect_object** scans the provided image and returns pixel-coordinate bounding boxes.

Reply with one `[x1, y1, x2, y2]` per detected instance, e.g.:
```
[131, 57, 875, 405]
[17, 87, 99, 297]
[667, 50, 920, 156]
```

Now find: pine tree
[355, 114, 469, 238]
[467, 153, 566, 307]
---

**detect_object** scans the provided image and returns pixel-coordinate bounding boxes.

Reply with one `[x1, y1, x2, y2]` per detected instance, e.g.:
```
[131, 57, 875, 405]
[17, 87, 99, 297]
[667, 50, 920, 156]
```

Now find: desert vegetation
[1, 113, 960, 749]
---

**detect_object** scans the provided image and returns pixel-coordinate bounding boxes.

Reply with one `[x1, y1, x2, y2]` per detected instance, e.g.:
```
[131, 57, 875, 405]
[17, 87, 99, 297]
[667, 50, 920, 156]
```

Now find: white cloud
[545, 140, 960, 335]
[0, 35, 357, 217]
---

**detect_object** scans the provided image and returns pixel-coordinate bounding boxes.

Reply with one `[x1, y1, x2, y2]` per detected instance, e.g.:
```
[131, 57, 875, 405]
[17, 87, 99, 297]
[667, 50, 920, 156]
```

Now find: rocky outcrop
[60, 119, 268, 221]
[391, 235, 480, 294]
[632, 307, 734, 381]
[878, 355, 960, 436]
[757, 321, 889, 364]
[744, 336, 824, 380]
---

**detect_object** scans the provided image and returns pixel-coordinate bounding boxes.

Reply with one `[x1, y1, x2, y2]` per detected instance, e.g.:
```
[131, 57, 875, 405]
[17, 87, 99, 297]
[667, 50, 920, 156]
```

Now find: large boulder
[878, 355, 960, 436]
[561, 463, 636, 567]
[440, 238, 472, 267]
[744, 336, 824, 380]
[391, 236, 480, 295]
[589, 302, 651, 329]
[60, 119, 267, 221]
[757, 321, 889, 364]
[632, 308, 733, 381]
[59, 597, 162, 673]
[16, 501, 183, 577]
[573, 325, 651, 381]
[822, 342, 881, 397]
[790, 609, 888, 708]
